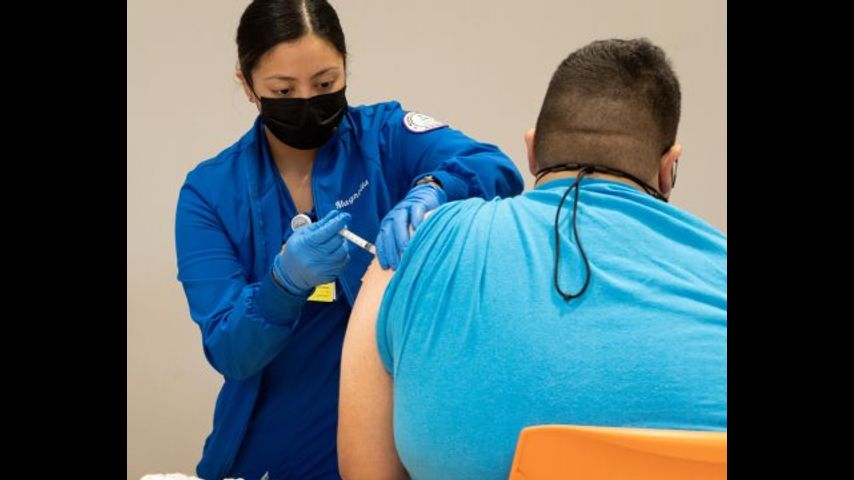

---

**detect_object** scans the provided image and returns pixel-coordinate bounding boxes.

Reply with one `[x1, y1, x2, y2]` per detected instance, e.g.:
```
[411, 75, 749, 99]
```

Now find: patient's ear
[658, 144, 683, 198]
[524, 128, 537, 176]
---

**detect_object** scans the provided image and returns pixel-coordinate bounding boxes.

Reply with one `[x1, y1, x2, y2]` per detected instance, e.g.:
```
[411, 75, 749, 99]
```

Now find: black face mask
[258, 87, 348, 150]
[534, 163, 668, 302]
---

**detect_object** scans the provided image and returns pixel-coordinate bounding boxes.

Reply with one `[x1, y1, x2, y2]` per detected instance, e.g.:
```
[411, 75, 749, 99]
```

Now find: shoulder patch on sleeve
[402, 111, 446, 133]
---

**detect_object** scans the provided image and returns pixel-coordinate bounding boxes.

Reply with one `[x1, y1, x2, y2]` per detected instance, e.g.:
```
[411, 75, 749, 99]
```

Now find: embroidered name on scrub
[335, 180, 370, 209]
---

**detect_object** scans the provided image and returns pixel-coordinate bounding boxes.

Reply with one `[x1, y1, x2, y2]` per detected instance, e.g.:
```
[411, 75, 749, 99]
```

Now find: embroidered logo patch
[403, 111, 446, 133]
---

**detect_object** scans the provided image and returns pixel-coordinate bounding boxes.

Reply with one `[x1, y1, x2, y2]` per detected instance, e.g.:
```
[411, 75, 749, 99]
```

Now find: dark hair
[237, 0, 347, 86]
[533, 38, 681, 179]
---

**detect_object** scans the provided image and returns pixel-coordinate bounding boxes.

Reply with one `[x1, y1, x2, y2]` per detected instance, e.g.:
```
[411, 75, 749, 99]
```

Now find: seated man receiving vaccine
[337, 38, 727, 480]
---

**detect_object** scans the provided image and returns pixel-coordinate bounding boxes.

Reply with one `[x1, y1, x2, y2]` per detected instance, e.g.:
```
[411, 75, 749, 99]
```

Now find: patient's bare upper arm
[338, 209, 438, 479]
[338, 259, 407, 480]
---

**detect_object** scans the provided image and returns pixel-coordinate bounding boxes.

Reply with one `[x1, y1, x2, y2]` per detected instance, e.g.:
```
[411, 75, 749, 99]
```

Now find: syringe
[290, 213, 377, 255]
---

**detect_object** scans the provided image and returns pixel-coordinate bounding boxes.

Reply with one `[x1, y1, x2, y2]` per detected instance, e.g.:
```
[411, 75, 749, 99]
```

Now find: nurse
[174, 1, 524, 478]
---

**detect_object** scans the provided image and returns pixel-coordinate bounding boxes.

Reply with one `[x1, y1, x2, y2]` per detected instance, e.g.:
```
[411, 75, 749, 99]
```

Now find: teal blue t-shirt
[376, 178, 727, 480]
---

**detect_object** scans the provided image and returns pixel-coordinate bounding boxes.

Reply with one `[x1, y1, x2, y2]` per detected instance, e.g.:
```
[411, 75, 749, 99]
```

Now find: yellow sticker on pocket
[308, 282, 336, 302]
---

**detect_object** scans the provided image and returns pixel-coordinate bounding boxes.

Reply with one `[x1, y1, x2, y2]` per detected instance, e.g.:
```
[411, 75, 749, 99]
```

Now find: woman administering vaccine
[174, 1, 523, 478]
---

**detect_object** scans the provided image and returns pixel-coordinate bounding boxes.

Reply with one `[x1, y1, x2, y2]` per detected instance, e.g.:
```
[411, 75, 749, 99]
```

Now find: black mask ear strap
[553, 166, 593, 301]
[536, 163, 668, 203]
[536, 162, 584, 183]
[541, 162, 670, 302]
[248, 82, 260, 103]
[671, 160, 678, 189]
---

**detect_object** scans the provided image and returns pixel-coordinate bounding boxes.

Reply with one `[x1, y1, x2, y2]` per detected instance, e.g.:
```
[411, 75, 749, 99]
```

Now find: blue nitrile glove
[376, 183, 447, 270]
[272, 210, 352, 295]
